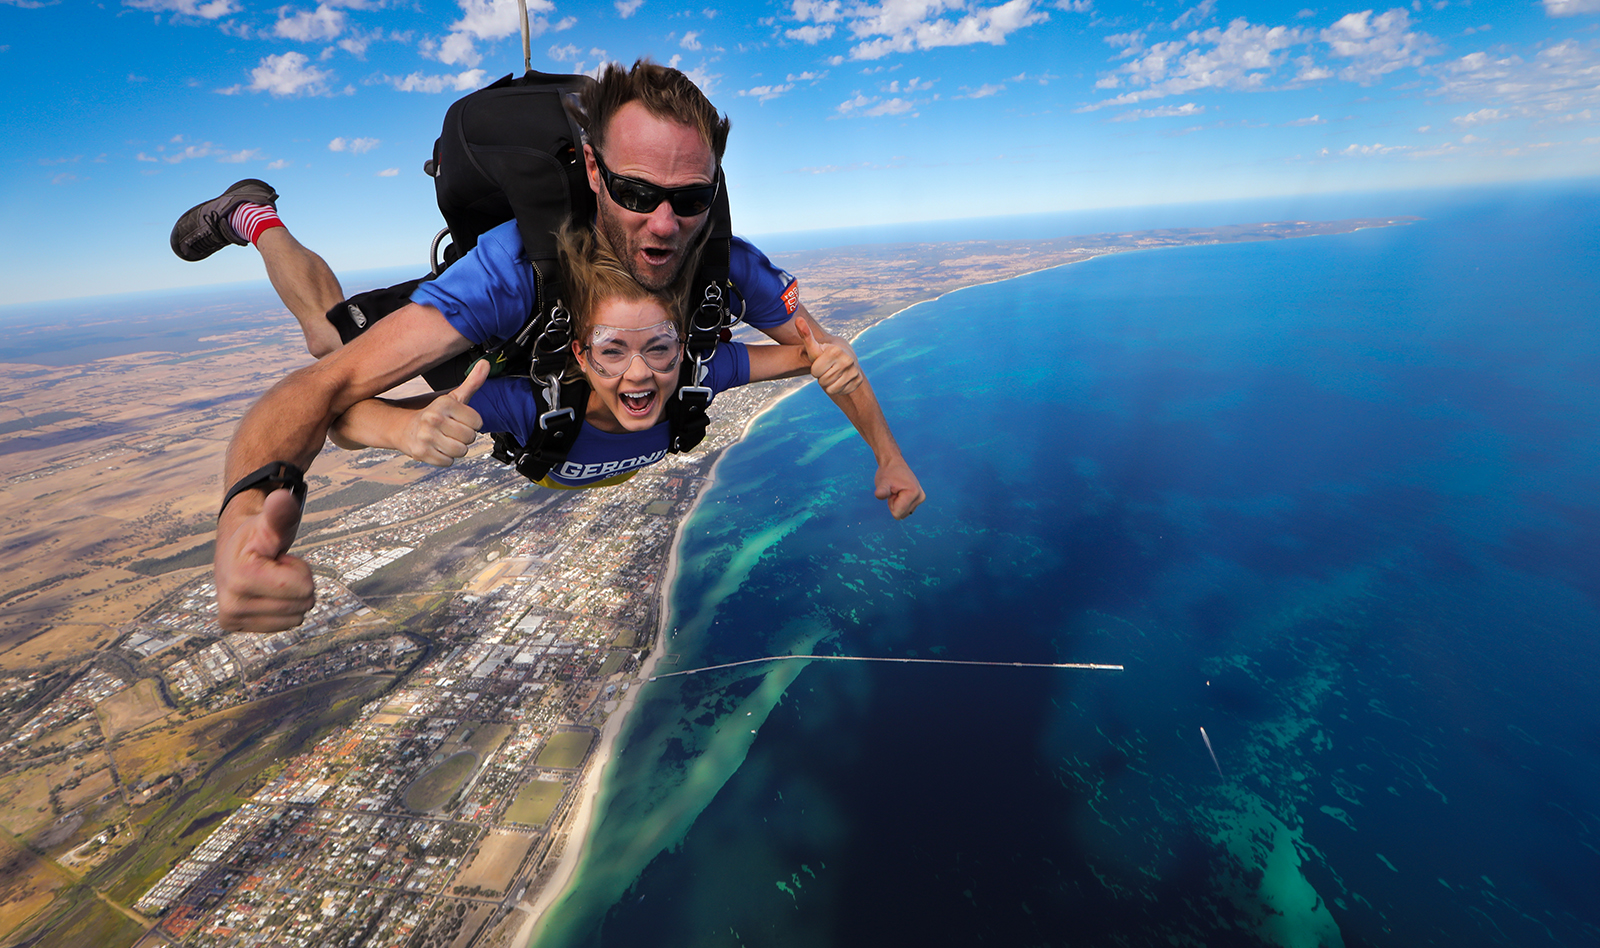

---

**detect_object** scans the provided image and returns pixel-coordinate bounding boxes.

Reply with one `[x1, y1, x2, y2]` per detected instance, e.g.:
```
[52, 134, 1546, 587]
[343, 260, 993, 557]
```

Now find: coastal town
[0, 217, 1411, 947]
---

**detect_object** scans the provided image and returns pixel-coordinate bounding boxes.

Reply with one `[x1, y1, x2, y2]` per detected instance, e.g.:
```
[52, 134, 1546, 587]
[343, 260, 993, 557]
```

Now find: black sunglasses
[592, 150, 719, 217]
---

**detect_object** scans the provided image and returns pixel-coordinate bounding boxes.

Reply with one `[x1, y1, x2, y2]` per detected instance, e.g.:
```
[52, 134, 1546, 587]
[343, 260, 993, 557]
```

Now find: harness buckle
[539, 405, 575, 431]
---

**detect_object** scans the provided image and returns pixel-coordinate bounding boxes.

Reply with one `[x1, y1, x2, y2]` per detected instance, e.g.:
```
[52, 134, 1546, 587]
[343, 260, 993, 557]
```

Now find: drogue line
[649, 654, 1124, 681]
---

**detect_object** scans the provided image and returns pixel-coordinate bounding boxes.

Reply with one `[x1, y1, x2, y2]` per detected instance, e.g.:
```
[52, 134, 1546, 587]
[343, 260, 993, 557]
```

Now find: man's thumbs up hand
[216, 486, 314, 632]
[796, 318, 863, 397]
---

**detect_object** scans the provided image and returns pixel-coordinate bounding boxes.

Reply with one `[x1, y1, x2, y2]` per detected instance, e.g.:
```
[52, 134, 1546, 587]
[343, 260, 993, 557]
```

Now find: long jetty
[649, 655, 1124, 681]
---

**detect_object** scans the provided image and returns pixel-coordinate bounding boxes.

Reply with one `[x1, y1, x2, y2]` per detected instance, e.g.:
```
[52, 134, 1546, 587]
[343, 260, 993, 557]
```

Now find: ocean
[531, 185, 1600, 947]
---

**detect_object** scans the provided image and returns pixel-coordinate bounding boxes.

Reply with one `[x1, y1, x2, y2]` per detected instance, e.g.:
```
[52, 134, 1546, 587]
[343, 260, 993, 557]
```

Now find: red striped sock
[228, 203, 284, 245]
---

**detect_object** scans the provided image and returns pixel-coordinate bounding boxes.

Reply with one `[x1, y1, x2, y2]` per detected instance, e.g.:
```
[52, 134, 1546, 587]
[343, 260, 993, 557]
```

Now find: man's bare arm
[215, 303, 472, 632]
[760, 303, 925, 519]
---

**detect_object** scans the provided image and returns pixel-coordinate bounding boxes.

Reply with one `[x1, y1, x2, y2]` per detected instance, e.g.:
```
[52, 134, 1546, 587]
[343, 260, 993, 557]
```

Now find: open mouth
[640, 246, 674, 266]
[620, 389, 658, 416]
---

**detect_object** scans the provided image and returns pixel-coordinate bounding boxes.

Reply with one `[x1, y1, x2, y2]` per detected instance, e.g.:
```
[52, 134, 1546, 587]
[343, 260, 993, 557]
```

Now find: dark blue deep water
[533, 187, 1600, 947]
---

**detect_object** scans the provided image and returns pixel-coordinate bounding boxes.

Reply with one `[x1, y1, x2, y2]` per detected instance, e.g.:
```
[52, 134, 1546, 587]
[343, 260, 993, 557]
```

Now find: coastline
[482, 218, 1416, 947]
[509, 432, 722, 946]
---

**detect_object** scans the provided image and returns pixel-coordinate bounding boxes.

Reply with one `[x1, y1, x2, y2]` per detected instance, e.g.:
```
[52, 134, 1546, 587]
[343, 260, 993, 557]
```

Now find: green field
[28, 892, 144, 948]
[504, 779, 566, 826]
[595, 651, 630, 676]
[534, 731, 593, 770]
[403, 752, 478, 813]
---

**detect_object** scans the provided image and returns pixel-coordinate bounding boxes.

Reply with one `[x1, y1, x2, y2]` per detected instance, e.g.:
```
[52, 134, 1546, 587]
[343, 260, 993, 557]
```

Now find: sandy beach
[507, 470, 700, 946]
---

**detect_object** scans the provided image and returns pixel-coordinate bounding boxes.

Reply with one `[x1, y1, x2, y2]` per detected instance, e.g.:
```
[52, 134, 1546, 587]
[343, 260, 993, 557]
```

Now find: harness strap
[489, 375, 589, 482]
[668, 169, 733, 455]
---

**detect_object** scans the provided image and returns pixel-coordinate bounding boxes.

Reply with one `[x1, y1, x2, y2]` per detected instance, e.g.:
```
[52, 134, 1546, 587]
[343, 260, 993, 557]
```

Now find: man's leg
[255, 228, 345, 357]
[171, 179, 346, 358]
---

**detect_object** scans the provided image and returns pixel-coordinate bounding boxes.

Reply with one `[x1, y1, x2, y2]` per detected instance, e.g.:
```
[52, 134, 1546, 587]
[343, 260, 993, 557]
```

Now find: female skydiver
[326, 225, 859, 488]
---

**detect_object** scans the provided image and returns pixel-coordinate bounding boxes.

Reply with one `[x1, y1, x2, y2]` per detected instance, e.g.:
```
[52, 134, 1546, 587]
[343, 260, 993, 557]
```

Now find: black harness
[481, 167, 740, 485]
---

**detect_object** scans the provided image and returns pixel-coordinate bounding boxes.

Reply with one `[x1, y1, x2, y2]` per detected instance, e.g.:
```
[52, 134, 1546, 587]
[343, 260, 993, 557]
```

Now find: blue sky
[3, 0, 1598, 304]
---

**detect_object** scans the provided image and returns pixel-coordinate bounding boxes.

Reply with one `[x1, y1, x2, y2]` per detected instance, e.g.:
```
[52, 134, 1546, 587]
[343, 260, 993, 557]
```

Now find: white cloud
[429, 0, 560, 67]
[837, 91, 874, 114]
[268, 158, 291, 169]
[787, 24, 835, 42]
[549, 43, 580, 60]
[164, 143, 214, 163]
[217, 148, 262, 162]
[1340, 142, 1410, 155]
[792, 0, 843, 21]
[787, 70, 828, 82]
[1452, 107, 1505, 126]
[1285, 113, 1326, 125]
[1429, 40, 1600, 123]
[1084, 19, 1307, 109]
[616, 0, 643, 15]
[337, 27, 401, 59]
[387, 69, 489, 92]
[959, 82, 1003, 98]
[1103, 30, 1145, 57]
[1170, 0, 1215, 31]
[123, 0, 239, 19]
[788, 0, 1050, 61]
[836, 90, 919, 116]
[866, 97, 916, 115]
[1295, 7, 1315, 17]
[1319, 9, 1437, 84]
[275, 5, 345, 41]
[739, 83, 794, 102]
[330, 136, 380, 153]
[672, 59, 720, 93]
[1544, 0, 1600, 16]
[680, 30, 702, 49]
[1055, 0, 1092, 11]
[1084, 10, 1444, 110]
[377, 168, 401, 176]
[1110, 102, 1205, 121]
[247, 51, 335, 96]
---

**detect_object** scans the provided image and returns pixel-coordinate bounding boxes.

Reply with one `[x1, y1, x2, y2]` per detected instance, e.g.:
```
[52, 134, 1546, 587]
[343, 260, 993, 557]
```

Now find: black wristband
[219, 461, 308, 518]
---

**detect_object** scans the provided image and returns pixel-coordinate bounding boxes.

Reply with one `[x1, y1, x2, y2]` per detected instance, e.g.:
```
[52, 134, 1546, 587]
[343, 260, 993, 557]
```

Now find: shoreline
[491, 220, 1409, 946]
[510, 425, 728, 946]
[501, 250, 1142, 947]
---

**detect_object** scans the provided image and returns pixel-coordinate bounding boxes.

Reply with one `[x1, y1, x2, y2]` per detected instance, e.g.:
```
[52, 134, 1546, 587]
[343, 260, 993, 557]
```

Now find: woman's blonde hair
[557, 224, 703, 376]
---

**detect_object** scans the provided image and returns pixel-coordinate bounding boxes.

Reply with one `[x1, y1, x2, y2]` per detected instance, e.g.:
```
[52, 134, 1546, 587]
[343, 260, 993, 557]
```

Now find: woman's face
[573, 296, 683, 433]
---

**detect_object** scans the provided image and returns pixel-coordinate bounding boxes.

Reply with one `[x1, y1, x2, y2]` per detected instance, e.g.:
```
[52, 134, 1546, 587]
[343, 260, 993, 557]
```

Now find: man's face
[586, 101, 716, 291]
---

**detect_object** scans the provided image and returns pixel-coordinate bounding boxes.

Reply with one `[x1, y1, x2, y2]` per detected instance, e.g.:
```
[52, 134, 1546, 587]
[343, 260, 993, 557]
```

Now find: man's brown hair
[577, 59, 731, 164]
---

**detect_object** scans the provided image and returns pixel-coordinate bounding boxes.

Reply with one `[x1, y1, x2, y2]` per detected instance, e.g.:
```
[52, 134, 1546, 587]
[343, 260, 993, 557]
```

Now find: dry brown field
[95, 678, 169, 739]
[0, 752, 117, 842]
[0, 832, 71, 941]
[454, 830, 532, 894]
[0, 318, 430, 672]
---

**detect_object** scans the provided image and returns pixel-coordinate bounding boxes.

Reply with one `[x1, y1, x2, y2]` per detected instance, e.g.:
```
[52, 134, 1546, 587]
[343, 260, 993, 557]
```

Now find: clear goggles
[582, 320, 683, 378]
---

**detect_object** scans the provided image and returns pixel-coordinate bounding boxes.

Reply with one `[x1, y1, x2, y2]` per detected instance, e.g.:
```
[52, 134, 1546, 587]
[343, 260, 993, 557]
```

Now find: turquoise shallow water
[534, 184, 1600, 947]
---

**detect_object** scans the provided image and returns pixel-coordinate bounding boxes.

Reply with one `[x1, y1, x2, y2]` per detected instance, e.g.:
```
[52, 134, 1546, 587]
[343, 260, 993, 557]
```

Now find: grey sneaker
[170, 179, 279, 261]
